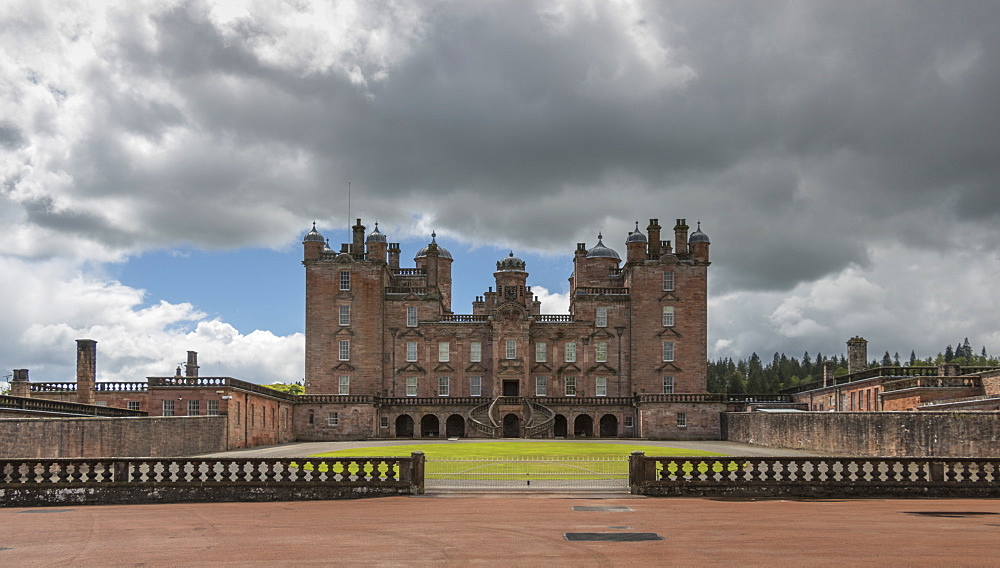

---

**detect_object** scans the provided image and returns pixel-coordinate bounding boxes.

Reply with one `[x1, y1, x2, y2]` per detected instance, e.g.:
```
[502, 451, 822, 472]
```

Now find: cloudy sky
[2, 0, 999, 386]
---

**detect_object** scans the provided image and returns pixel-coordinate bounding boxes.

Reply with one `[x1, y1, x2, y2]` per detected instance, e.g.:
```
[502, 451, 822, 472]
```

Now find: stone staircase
[467, 397, 556, 438]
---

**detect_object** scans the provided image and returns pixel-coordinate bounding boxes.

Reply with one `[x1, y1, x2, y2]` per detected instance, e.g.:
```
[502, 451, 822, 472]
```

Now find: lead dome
[626, 221, 647, 243]
[303, 222, 325, 242]
[497, 251, 526, 272]
[366, 222, 387, 243]
[586, 233, 620, 259]
[414, 231, 453, 260]
[688, 222, 710, 244]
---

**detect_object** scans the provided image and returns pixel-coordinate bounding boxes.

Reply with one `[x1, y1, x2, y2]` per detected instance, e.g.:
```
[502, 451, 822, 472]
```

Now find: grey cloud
[0, 122, 26, 149]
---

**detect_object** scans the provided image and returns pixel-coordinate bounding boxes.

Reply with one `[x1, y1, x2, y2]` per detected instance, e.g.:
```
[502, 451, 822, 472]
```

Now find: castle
[300, 217, 711, 438]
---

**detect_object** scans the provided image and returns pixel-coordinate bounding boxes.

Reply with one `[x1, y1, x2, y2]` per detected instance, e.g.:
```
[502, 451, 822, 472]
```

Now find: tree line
[707, 338, 999, 394]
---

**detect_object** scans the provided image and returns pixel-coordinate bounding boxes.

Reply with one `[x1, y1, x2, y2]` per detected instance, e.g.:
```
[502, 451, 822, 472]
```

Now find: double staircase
[468, 397, 556, 438]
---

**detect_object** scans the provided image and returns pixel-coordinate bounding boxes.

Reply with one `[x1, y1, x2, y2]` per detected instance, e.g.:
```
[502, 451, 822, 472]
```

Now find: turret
[366, 222, 388, 264]
[626, 221, 647, 263]
[494, 252, 529, 306]
[688, 221, 710, 262]
[302, 222, 325, 261]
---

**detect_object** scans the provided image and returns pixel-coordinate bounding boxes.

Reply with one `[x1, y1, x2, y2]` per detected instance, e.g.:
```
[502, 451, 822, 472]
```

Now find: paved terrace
[196, 439, 828, 458]
[2, 497, 997, 566]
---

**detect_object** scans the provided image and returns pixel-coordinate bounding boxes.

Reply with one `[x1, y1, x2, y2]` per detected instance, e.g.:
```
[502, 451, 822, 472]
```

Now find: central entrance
[502, 380, 519, 397]
[503, 413, 520, 437]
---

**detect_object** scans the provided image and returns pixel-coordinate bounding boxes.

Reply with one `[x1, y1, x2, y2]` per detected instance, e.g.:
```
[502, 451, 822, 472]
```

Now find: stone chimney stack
[185, 351, 200, 378]
[351, 218, 365, 258]
[388, 243, 401, 269]
[76, 339, 97, 405]
[10, 369, 30, 398]
[673, 219, 689, 256]
[822, 360, 835, 388]
[847, 336, 868, 375]
[646, 219, 661, 258]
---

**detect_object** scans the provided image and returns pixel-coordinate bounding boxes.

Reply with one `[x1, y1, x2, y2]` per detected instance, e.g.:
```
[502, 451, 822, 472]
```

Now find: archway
[599, 414, 618, 437]
[445, 414, 466, 438]
[574, 414, 593, 437]
[421, 414, 440, 437]
[503, 413, 520, 438]
[395, 414, 414, 438]
[553, 414, 568, 438]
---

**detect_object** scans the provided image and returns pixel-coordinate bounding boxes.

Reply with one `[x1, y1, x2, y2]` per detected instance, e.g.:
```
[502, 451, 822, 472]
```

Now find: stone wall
[1, 416, 227, 458]
[724, 411, 1000, 457]
[639, 402, 725, 440]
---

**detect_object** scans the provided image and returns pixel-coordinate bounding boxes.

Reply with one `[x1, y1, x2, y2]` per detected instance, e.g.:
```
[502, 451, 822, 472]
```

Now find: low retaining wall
[629, 453, 1000, 498]
[723, 411, 1000, 457]
[1, 416, 228, 458]
[0, 454, 424, 507]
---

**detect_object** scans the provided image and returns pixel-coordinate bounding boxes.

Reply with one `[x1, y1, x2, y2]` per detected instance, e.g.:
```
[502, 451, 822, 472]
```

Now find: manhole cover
[564, 533, 663, 542]
[572, 506, 632, 512]
[906, 512, 998, 518]
[17, 509, 75, 514]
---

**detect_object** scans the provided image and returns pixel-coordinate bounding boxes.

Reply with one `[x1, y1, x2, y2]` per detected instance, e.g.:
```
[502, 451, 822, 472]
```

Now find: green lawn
[307, 441, 726, 459]
[303, 442, 730, 480]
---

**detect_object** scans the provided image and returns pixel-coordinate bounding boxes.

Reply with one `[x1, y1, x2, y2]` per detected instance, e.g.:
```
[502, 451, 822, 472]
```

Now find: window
[624, 416, 634, 428]
[406, 306, 418, 327]
[207, 400, 219, 415]
[235, 401, 240, 425]
[380, 416, 389, 428]
[535, 376, 547, 397]
[663, 271, 674, 291]
[596, 377, 607, 397]
[162, 400, 175, 416]
[188, 400, 200, 416]
[308, 411, 314, 425]
[565, 342, 577, 363]
[662, 341, 674, 362]
[470, 376, 482, 397]
[339, 375, 350, 395]
[662, 306, 674, 327]
[95, 401, 107, 406]
[663, 376, 675, 394]
[339, 340, 350, 361]
[438, 342, 450, 363]
[565, 377, 577, 396]
[406, 377, 418, 397]
[328, 412, 339, 427]
[406, 341, 418, 362]
[677, 413, 687, 427]
[596, 306, 607, 327]
[535, 342, 547, 362]
[470, 341, 482, 363]
[506, 339, 517, 360]
[339, 304, 350, 326]
[438, 376, 450, 397]
[596, 342, 607, 363]
[340, 270, 350, 290]
[127, 401, 140, 411]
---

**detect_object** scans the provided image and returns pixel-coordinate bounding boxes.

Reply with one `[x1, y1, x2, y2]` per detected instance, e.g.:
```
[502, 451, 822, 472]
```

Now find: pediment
[531, 362, 552, 373]
[656, 362, 682, 372]
[589, 329, 616, 340]
[587, 363, 617, 374]
[558, 363, 581, 375]
[657, 327, 682, 337]
[397, 363, 426, 374]
[333, 328, 354, 337]
[434, 363, 455, 373]
[332, 362, 355, 371]
[465, 362, 488, 373]
[659, 292, 680, 302]
[398, 329, 424, 339]
[334, 253, 355, 263]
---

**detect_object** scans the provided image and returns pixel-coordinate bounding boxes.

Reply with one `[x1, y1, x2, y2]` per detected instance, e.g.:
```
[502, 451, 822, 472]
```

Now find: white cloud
[532, 285, 570, 315]
[1, 256, 303, 383]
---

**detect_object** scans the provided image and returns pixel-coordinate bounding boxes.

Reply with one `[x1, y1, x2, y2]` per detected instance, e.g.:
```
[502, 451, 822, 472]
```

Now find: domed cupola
[323, 238, 333, 253]
[688, 221, 710, 244]
[303, 222, 325, 242]
[415, 231, 453, 260]
[366, 222, 387, 243]
[626, 221, 647, 243]
[586, 232, 620, 260]
[497, 251, 526, 272]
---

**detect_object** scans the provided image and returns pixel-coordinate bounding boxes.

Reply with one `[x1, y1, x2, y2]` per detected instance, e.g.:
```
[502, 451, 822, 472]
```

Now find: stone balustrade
[629, 453, 1000, 497]
[0, 454, 424, 507]
[0, 395, 147, 418]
